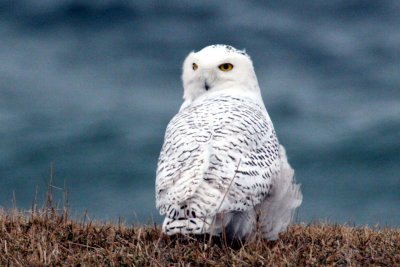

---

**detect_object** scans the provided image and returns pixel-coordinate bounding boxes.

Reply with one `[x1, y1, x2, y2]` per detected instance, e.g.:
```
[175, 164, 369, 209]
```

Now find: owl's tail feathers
[162, 214, 233, 236]
[162, 217, 211, 235]
[259, 145, 302, 240]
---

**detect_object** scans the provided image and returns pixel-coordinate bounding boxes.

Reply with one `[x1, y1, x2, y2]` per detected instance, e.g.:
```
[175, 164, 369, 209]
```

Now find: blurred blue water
[0, 0, 399, 225]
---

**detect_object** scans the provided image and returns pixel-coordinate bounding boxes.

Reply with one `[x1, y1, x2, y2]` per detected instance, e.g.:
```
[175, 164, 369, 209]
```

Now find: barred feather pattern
[156, 94, 287, 237]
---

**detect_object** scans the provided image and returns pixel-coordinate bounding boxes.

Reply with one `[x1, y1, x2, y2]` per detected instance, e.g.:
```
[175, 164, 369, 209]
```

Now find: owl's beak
[202, 69, 215, 91]
[204, 81, 210, 91]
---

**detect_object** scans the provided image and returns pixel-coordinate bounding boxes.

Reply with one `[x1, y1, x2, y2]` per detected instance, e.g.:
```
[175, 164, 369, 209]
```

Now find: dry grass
[0, 204, 399, 267]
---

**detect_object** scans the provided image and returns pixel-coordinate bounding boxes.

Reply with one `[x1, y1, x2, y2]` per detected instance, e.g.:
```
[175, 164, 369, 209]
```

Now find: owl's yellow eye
[192, 63, 198, 70]
[218, 63, 234, 71]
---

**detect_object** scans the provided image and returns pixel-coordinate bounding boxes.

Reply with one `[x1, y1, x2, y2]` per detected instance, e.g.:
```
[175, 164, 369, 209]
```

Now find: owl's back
[156, 93, 285, 237]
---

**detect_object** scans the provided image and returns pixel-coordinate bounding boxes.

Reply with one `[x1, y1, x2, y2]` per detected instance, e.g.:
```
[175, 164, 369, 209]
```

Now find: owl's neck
[180, 87, 264, 111]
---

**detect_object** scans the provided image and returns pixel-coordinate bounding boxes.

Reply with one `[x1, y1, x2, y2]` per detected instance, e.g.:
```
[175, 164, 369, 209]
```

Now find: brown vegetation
[0, 205, 399, 266]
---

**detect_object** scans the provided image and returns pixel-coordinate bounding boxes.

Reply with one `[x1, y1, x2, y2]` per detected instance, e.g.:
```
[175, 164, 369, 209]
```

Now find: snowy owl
[156, 44, 302, 240]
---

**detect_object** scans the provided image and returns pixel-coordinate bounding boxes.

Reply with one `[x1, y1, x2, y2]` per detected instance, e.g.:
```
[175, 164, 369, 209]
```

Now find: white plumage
[156, 45, 302, 240]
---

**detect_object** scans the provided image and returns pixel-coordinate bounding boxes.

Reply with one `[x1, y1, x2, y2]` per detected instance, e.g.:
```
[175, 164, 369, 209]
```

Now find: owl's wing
[156, 96, 280, 218]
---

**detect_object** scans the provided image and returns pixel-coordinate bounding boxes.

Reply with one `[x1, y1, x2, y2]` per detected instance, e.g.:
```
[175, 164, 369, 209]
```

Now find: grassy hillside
[1, 205, 399, 266]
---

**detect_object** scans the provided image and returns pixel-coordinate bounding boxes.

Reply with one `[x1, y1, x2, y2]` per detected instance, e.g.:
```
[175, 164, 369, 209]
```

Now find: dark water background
[1, 0, 399, 225]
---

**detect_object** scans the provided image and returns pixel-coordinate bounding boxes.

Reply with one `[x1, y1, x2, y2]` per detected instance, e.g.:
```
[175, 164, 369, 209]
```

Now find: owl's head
[181, 44, 260, 102]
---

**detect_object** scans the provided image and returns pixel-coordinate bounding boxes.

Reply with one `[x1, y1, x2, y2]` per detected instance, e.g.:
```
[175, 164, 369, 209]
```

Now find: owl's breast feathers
[156, 94, 280, 219]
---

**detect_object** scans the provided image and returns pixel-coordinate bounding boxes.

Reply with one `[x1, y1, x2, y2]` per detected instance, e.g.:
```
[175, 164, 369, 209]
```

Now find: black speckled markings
[210, 44, 248, 57]
[156, 94, 280, 232]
